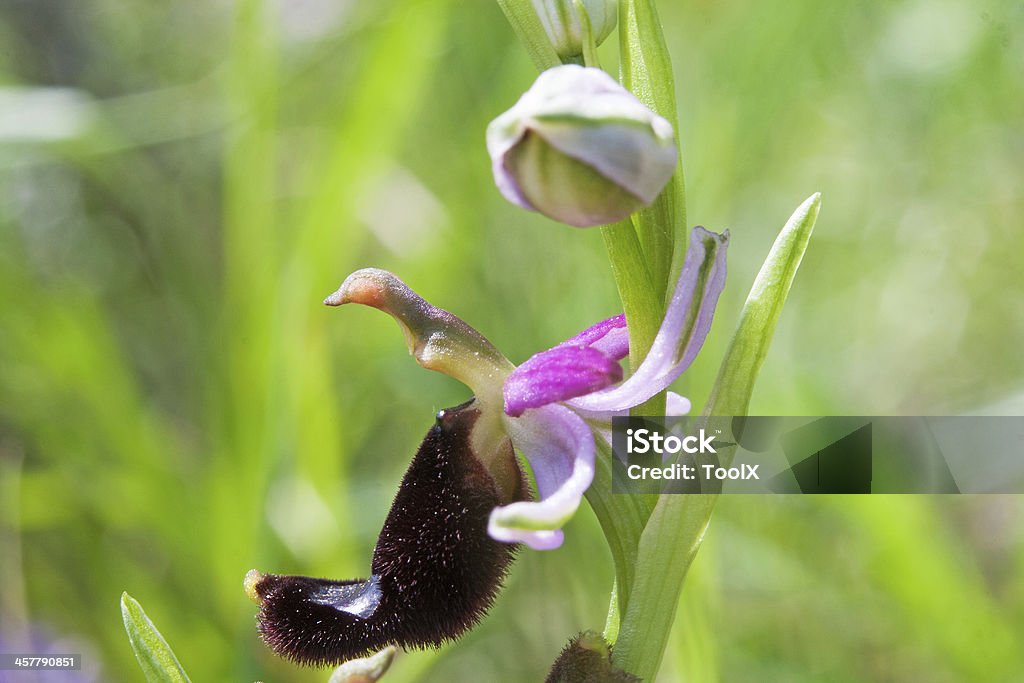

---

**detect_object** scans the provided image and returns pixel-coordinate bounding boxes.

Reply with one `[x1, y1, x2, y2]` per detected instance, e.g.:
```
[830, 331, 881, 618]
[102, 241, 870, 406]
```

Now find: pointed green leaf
[703, 192, 822, 418]
[121, 593, 192, 683]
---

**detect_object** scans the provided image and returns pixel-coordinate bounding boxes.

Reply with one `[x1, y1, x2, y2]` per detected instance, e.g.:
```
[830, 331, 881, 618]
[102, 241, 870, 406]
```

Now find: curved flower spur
[245, 226, 728, 666]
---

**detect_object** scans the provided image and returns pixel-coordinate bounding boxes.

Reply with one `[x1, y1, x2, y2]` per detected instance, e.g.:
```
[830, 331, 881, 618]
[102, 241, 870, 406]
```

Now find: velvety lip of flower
[326, 226, 728, 551]
[487, 64, 678, 227]
[247, 400, 528, 666]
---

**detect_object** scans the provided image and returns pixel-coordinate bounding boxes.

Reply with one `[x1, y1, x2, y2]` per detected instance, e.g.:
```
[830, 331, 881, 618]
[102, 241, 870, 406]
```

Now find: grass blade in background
[121, 593, 192, 683]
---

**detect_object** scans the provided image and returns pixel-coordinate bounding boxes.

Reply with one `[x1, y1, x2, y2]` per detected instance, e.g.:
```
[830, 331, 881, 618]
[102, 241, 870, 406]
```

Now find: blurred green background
[1, 0, 1022, 681]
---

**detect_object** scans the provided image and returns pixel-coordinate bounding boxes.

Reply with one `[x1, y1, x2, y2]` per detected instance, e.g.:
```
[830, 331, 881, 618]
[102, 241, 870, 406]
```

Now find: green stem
[619, 0, 686, 309]
[583, 433, 655, 639]
[593, 0, 684, 647]
[599, 221, 661, 373]
[572, 0, 673, 644]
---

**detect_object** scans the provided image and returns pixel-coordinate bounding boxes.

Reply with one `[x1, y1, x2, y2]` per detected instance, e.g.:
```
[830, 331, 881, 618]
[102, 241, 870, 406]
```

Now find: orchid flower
[244, 226, 727, 666]
[327, 226, 728, 551]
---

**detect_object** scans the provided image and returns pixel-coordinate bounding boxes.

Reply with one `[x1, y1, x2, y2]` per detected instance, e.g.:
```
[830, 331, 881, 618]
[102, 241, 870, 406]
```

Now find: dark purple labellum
[250, 401, 527, 667]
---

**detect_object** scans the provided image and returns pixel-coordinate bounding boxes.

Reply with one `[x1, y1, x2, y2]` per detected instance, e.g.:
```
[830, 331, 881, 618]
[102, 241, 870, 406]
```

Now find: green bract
[487, 65, 677, 228]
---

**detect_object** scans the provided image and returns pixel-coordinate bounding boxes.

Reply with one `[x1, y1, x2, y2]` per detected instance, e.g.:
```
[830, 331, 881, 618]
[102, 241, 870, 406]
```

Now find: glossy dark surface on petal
[252, 403, 526, 667]
[253, 574, 389, 667]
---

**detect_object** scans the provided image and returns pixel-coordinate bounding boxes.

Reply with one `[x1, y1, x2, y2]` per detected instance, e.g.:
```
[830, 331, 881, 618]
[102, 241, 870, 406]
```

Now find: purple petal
[568, 227, 729, 413]
[488, 404, 595, 550]
[556, 313, 629, 361]
[588, 324, 629, 360]
[504, 345, 623, 417]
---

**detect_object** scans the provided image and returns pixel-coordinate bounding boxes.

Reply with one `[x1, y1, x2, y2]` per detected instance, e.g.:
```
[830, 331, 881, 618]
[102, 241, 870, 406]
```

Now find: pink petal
[504, 345, 623, 418]
[488, 405, 595, 550]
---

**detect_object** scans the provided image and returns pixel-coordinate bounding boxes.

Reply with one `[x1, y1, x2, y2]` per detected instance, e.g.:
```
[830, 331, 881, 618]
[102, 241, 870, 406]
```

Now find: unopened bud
[487, 65, 677, 227]
[532, 0, 617, 58]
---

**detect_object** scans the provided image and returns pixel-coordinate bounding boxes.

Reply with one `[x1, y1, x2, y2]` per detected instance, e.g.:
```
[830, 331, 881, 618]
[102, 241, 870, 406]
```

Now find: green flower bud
[532, 0, 617, 58]
[487, 65, 677, 228]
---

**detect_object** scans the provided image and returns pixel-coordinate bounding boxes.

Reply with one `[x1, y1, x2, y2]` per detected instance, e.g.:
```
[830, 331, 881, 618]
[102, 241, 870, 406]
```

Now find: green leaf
[619, 0, 686, 310]
[496, 0, 563, 71]
[703, 192, 822, 418]
[610, 494, 717, 681]
[610, 193, 822, 681]
[121, 593, 192, 683]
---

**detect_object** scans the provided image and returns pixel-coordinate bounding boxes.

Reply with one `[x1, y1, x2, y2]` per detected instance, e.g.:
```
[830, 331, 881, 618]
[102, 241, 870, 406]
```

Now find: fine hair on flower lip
[249, 401, 528, 666]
